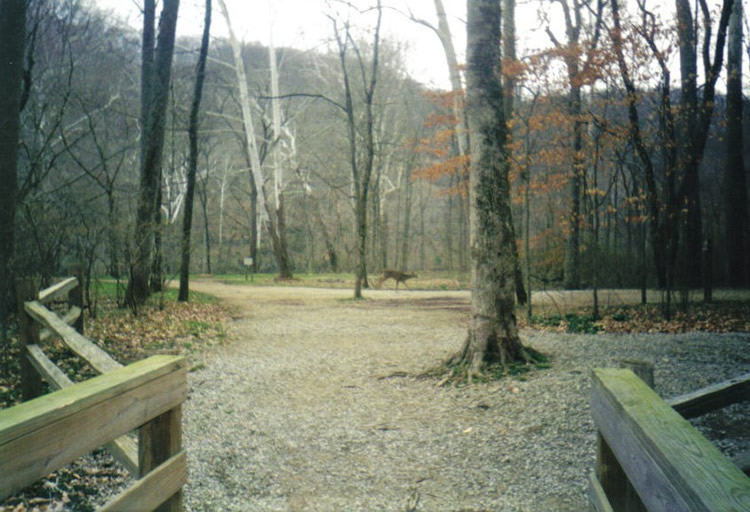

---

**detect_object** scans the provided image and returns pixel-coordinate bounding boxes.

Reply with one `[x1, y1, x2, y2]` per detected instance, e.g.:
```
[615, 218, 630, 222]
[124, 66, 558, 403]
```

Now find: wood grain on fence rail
[591, 368, 750, 511]
[0, 355, 186, 499]
[667, 371, 750, 419]
[37, 277, 78, 304]
[24, 299, 120, 374]
[24, 343, 139, 474]
[100, 451, 187, 512]
[39, 306, 81, 343]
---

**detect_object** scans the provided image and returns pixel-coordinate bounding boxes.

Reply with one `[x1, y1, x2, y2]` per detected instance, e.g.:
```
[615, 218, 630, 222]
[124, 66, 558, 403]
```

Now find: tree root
[421, 339, 549, 387]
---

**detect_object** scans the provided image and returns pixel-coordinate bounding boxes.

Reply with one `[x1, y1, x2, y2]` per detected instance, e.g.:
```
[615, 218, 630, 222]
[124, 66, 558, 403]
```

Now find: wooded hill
[4, 0, 749, 293]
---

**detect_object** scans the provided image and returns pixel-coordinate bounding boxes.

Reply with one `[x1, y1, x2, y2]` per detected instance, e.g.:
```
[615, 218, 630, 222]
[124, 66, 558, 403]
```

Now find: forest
[1, 0, 749, 509]
[0, 0, 747, 302]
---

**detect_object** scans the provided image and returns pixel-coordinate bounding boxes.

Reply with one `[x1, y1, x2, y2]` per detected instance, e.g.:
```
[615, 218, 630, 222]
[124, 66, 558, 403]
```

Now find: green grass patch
[92, 279, 218, 304]
[530, 314, 563, 327]
[185, 320, 212, 336]
[565, 313, 602, 334]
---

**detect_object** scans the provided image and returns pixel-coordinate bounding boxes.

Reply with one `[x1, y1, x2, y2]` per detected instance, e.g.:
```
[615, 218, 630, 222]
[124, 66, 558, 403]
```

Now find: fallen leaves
[86, 298, 231, 364]
[0, 295, 232, 511]
[520, 302, 750, 334]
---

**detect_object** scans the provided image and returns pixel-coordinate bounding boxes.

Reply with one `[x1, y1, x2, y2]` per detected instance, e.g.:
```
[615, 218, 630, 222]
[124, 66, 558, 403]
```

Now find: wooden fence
[589, 365, 750, 511]
[0, 277, 187, 511]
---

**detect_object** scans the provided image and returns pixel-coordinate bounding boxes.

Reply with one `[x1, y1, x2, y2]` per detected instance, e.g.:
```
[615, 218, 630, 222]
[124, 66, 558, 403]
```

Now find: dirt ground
[177, 280, 749, 511]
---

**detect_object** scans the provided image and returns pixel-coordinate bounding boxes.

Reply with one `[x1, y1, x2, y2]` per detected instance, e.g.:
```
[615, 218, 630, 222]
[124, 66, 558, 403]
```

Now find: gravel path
[181, 282, 750, 511]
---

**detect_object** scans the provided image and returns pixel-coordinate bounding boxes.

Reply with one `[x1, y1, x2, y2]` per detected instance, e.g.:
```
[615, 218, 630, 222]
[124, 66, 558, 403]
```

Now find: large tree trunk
[725, 0, 747, 286]
[675, 0, 702, 288]
[449, 0, 525, 376]
[129, 0, 180, 306]
[0, 0, 26, 375]
[674, 0, 734, 288]
[150, 168, 163, 293]
[179, 0, 211, 302]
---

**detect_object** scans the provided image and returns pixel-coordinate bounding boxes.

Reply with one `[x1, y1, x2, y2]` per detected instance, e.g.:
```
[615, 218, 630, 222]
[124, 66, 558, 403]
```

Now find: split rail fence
[589, 363, 750, 511]
[0, 277, 187, 511]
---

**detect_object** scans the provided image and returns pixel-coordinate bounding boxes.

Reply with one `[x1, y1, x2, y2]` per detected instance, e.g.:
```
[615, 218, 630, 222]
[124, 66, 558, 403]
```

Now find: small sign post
[243, 257, 254, 281]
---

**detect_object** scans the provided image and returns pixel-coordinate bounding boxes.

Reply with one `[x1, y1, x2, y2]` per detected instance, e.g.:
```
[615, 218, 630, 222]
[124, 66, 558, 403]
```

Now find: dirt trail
[178, 280, 750, 511]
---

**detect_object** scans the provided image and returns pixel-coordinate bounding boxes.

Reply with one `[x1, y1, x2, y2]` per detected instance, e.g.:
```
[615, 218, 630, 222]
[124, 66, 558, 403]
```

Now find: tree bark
[0, 0, 27, 376]
[451, 0, 525, 376]
[725, 0, 747, 286]
[501, 0, 527, 305]
[129, 0, 180, 306]
[674, 0, 702, 288]
[140, 0, 155, 168]
[674, 0, 734, 288]
[179, 0, 211, 302]
[150, 168, 163, 293]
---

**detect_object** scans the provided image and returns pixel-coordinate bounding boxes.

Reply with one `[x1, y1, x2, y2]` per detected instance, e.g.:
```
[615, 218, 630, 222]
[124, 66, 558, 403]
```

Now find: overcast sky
[95, 0, 731, 93]
[94, 0, 560, 90]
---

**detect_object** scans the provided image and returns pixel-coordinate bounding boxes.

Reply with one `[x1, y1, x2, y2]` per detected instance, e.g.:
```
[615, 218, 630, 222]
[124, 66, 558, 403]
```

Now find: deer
[376, 270, 417, 290]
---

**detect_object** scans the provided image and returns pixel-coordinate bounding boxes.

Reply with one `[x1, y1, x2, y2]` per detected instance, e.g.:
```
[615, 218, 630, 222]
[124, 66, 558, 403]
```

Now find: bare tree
[217, 0, 293, 279]
[129, 0, 180, 306]
[179, 0, 211, 302]
[545, 0, 604, 290]
[328, 1, 383, 298]
[406, 0, 470, 272]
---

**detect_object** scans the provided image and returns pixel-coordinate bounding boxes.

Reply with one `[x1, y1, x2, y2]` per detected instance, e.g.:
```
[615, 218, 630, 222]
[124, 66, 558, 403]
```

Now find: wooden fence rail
[589, 367, 750, 512]
[0, 356, 187, 510]
[4, 276, 187, 511]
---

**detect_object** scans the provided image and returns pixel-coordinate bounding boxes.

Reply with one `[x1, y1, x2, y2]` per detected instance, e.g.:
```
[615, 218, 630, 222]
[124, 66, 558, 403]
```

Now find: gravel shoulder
[182, 281, 750, 511]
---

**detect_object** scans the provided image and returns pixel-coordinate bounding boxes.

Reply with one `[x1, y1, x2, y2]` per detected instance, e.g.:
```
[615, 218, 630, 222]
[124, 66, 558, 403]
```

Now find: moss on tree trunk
[446, 0, 533, 380]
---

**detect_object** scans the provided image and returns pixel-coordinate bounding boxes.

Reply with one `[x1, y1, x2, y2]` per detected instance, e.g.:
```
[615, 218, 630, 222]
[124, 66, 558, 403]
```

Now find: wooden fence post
[139, 405, 183, 511]
[68, 265, 84, 334]
[15, 278, 43, 401]
[618, 359, 654, 388]
[596, 360, 653, 512]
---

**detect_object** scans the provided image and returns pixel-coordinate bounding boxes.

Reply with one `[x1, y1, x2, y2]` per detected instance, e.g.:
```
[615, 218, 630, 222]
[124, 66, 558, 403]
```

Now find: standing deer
[376, 270, 417, 290]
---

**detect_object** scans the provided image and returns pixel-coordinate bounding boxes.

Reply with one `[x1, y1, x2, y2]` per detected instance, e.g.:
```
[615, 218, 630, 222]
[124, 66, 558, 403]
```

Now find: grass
[92, 279, 218, 304]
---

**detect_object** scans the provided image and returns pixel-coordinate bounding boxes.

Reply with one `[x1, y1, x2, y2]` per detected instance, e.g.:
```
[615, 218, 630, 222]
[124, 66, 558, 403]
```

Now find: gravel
[179, 284, 750, 512]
